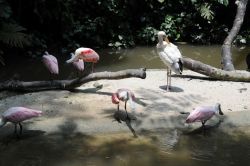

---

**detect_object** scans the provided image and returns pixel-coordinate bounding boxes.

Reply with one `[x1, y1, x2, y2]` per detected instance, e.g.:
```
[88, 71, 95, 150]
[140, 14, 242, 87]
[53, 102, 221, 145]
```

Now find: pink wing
[3, 107, 42, 123]
[42, 55, 59, 74]
[117, 89, 136, 101]
[186, 106, 215, 123]
[79, 48, 99, 63]
[73, 59, 84, 71]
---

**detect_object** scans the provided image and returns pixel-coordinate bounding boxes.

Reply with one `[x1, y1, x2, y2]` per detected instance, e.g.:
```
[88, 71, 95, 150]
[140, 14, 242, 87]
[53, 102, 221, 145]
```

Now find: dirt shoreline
[0, 70, 250, 136]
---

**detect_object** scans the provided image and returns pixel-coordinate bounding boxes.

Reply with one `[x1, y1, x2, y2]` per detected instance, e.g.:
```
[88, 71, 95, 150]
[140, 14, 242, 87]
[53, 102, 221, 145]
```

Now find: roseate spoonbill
[185, 103, 224, 129]
[70, 53, 84, 76]
[157, 31, 183, 91]
[0, 107, 42, 135]
[42, 51, 59, 79]
[66, 47, 99, 73]
[112, 89, 136, 120]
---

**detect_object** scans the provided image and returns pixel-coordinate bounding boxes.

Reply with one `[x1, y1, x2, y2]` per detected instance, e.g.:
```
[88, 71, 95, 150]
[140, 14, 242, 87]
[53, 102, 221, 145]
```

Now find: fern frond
[200, 3, 214, 20]
[0, 23, 30, 48]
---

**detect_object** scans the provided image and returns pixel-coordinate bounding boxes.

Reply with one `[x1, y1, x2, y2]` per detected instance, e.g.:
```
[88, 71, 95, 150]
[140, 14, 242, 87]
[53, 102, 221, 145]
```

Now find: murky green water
[0, 45, 249, 81]
[0, 128, 249, 166]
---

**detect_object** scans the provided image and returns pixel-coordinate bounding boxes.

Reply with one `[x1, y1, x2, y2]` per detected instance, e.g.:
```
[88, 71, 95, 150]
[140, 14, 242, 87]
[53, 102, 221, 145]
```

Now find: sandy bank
[0, 70, 250, 136]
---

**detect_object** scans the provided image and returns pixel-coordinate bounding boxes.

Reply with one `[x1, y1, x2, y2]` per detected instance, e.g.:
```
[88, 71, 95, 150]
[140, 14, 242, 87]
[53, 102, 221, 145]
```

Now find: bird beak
[218, 105, 224, 115]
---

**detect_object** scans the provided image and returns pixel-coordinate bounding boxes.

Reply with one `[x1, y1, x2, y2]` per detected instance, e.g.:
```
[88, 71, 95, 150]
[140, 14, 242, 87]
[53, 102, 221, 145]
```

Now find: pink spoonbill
[42, 51, 59, 79]
[71, 53, 85, 76]
[112, 89, 136, 120]
[66, 47, 99, 73]
[185, 103, 224, 129]
[0, 107, 42, 135]
[157, 31, 183, 91]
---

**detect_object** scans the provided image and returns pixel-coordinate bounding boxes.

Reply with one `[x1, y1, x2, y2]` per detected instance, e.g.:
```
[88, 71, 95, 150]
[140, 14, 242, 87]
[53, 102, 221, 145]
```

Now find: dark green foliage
[0, 0, 249, 59]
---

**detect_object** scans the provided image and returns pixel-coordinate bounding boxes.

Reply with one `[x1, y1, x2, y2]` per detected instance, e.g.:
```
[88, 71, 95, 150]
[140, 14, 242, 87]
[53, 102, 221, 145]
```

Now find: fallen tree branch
[0, 68, 146, 92]
[183, 58, 250, 82]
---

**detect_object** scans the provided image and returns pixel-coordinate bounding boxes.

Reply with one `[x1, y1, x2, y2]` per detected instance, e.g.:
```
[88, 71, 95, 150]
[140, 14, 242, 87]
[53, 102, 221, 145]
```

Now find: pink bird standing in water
[42, 51, 59, 78]
[66, 47, 99, 73]
[185, 103, 224, 129]
[0, 107, 42, 135]
[112, 89, 136, 120]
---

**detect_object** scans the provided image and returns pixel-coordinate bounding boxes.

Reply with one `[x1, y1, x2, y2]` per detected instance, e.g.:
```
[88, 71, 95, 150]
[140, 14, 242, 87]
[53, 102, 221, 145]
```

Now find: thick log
[183, 58, 250, 82]
[221, 0, 248, 71]
[0, 68, 146, 92]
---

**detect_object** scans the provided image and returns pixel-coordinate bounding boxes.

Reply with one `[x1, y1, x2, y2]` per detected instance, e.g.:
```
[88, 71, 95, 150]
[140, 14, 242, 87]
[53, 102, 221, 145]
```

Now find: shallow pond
[0, 128, 249, 166]
[0, 45, 250, 81]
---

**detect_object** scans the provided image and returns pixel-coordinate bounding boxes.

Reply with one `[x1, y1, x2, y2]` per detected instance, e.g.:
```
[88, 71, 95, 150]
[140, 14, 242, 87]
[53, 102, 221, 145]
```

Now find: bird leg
[19, 123, 22, 135]
[169, 70, 172, 89]
[201, 121, 207, 131]
[50, 73, 55, 85]
[14, 124, 17, 134]
[91, 63, 95, 73]
[125, 101, 130, 121]
[166, 69, 171, 91]
[117, 104, 119, 111]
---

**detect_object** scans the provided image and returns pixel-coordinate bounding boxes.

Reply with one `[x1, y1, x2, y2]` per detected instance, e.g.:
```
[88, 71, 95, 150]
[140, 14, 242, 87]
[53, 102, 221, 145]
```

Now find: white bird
[156, 31, 183, 91]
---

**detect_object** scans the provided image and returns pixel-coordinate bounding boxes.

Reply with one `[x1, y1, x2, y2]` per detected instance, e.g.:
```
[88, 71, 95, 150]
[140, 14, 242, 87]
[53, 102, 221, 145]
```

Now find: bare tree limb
[0, 68, 146, 92]
[221, 0, 248, 71]
[183, 58, 250, 82]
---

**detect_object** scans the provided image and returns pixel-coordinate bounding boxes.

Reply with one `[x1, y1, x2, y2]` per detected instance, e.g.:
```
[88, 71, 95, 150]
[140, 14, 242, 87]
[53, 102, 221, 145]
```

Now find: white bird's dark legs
[166, 69, 171, 91]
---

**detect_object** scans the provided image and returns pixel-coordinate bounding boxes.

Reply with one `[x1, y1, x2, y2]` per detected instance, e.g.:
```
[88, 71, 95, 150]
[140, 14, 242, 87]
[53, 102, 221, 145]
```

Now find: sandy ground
[0, 70, 250, 136]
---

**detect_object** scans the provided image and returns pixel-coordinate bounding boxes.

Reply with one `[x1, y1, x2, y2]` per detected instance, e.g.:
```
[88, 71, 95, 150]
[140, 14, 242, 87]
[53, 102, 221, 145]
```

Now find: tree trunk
[221, 0, 248, 71]
[0, 68, 146, 92]
[183, 58, 250, 82]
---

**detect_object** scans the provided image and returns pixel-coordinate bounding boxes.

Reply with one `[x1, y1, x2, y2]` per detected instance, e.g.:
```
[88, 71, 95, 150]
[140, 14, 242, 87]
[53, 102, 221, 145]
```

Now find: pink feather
[3, 107, 42, 124]
[42, 52, 59, 74]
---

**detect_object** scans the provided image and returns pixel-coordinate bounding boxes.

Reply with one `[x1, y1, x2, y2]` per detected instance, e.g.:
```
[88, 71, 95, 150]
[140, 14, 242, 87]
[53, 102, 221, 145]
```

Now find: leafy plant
[137, 26, 158, 45]
[214, 0, 229, 6]
[199, 3, 214, 21]
[160, 15, 181, 40]
[0, 23, 30, 48]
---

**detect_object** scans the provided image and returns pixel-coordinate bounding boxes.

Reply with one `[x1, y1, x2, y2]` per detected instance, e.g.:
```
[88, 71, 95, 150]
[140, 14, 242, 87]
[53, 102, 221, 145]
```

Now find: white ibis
[156, 31, 183, 91]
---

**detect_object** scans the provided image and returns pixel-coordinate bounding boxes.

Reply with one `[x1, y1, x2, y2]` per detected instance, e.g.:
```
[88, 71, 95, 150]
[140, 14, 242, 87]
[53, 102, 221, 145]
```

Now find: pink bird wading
[185, 103, 224, 129]
[0, 107, 42, 135]
[66, 47, 99, 73]
[42, 51, 59, 80]
[112, 89, 136, 121]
